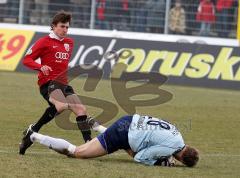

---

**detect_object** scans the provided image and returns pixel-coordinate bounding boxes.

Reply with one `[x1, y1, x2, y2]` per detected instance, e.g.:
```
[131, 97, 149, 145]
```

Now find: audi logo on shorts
[55, 52, 69, 60]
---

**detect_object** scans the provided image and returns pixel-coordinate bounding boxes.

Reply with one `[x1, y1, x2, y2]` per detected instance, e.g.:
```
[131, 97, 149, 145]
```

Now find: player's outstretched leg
[19, 117, 107, 156]
[29, 132, 107, 158]
[30, 132, 77, 157]
[73, 137, 107, 158]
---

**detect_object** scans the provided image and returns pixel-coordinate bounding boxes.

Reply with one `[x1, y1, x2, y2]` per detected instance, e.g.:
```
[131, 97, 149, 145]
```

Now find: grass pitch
[0, 71, 240, 178]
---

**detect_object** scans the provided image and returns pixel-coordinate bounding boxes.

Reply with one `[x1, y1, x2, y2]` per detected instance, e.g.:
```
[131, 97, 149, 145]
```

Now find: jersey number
[146, 120, 170, 130]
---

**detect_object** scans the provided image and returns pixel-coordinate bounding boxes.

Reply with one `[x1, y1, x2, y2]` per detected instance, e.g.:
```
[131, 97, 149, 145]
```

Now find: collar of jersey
[49, 32, 64, 41]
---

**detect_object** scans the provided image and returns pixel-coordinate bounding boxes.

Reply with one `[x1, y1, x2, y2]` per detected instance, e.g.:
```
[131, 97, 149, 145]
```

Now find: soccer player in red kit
[19, 11, 92, 155]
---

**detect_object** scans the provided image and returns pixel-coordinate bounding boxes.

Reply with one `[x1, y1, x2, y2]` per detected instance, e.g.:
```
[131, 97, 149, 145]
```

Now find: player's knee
[74, 145, 89, 159]
[55, 102, 69, 113]
[70, 104, 86, 115]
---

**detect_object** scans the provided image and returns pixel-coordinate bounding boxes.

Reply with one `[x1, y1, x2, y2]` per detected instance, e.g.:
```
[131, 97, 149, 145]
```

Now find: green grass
[0, 71, 240, 178]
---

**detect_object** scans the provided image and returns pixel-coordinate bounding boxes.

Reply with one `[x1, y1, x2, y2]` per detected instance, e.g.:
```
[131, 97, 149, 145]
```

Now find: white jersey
[128, 114, 185, 165]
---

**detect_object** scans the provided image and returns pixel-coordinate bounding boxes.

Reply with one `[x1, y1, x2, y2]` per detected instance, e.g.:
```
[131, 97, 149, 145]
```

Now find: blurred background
[0, 0, 238, 38]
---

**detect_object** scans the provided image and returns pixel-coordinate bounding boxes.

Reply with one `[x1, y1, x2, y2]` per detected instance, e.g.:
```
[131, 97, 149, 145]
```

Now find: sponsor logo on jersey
[55, 52, 69, 60]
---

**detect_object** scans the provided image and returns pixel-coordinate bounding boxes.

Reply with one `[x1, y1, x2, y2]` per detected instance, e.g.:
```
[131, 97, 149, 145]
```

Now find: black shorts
[40, 81, 75, 106]
[97, 115, 133, 154]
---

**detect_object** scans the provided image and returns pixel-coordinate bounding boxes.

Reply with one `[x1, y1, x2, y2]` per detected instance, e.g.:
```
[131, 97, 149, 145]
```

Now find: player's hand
[40, 65, 53, 75]
[154, 156, 176, 167]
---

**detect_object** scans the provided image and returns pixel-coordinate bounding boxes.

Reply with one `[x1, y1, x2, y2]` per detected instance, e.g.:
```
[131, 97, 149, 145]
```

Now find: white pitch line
[0, 149, 240, 157]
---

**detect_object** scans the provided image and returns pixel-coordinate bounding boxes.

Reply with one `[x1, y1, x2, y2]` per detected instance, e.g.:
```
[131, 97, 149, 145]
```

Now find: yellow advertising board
[0, 29, 34, 71]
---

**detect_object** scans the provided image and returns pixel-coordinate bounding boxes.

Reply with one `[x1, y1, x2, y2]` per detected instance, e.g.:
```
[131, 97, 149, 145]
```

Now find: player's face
[53, 22, 69, 39]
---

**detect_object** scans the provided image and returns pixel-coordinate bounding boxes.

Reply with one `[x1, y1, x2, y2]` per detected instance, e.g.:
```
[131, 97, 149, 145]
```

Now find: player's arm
[133, 145, 175, 166]
[22, 38, 52, 75]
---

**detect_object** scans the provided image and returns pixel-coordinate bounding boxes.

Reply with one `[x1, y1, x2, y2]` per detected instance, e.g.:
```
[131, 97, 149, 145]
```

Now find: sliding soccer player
[27, 114, 199, 167]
